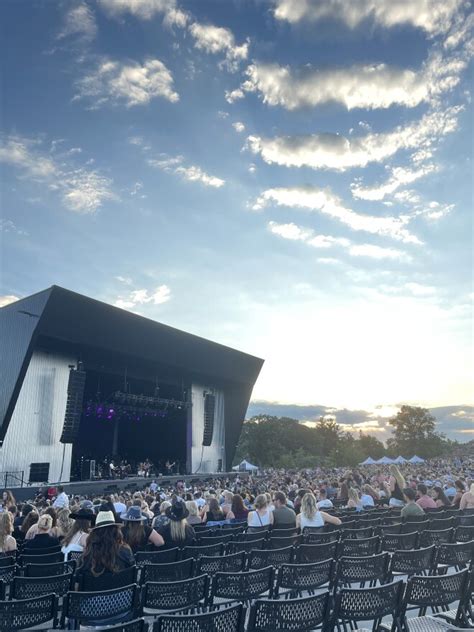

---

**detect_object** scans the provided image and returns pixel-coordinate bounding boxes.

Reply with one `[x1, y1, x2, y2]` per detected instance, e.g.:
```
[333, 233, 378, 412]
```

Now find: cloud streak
[148, 154, 225, 187]
[189, 22, 248, 72]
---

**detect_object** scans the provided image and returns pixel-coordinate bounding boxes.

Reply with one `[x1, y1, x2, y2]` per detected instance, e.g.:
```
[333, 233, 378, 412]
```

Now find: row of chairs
[0, 566, 471, 630]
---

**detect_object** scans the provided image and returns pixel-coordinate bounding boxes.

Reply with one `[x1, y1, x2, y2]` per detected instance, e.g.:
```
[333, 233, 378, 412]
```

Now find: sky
[1, 0, 473, 441]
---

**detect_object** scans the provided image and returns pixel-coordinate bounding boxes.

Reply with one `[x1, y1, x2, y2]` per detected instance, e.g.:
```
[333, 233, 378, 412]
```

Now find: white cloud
[217, 110, 229, 119]
[148, 153, 225, 187]
[351, 163, 437, 200]
[248, 163, 257, 173]
[254, 186, 421, 244]
[0, 295, 20, 308]
[232, 121, 246, 133]
[225, 88, 245, 103]
[98, 0, 189, 26]
[273, 0, 464, 35]
[404, 282, 437, 296]
[268, 220, 410, 261]
[75, 58, 179, 108]
[242, 62, 429, 110]
[115, 276, 133, 285]
[0, 134, 115, 214]
[58, 3, 97, 42]
[0, 219, 28, 236]
[189, 23, 248, 72]
[246, 106, 462, 171]
[114, 284, 171, 311]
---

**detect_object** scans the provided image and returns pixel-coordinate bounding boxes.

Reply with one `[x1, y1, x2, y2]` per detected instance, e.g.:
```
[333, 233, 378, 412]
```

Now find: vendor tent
[409, 455, 425, 464]
[376, 456, 394, 464]
[360, 457, 377, 465]
[232, 459, 259, 471]
[394, 456, 407, 464]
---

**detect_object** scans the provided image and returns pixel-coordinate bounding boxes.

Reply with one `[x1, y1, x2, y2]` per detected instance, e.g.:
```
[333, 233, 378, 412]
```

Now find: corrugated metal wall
[0, 349, 75, 483]
[191, 384, 225, 473]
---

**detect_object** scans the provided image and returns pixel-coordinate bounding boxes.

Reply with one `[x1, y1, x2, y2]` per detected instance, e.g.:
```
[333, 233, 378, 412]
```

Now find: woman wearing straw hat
[120, 506, 164, 553]
[76, 511, 134, 582]
[156, 500, 195, 549]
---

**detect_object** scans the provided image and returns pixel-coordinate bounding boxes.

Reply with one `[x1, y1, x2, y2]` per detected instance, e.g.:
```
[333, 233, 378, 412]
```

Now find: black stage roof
[0, 286, 264, 463]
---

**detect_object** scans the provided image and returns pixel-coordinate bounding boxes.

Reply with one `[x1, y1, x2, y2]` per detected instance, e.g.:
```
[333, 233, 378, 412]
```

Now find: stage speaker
[29, 462, 50, 483]
[202, 393, 215, 446]
[60, 368, 86, 444]
[217, 458, 223, 472]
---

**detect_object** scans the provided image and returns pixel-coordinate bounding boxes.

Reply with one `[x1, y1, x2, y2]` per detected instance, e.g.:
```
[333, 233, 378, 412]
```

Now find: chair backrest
[91, 618, 147, 632]
[337, 536, 380, 558]
[63, 583, 139, 628]
[141, 558, 194, 584]
[419, 527, 455, 547]
[227, 538, 266, 555]
[0, 554, 16, 568]
[341, 527, 374, 540]
[429, 517, 455, 530]
[303, 530, 340, 545]
[400, 521, 428, 534]
[24, 560, 76, 577]
[390, 545, 436, 576]
[330, 580, 404, 631]
[379, 523, 402, 536]
[135, 548, 179, 566]
[141, 574, 209, 611]
[456, 525, 474, 542]
[19, 551, 64, 566]
[296, 541, 338, 564]
[195, 551, 246, 576]
[436, 540, 474, 567]
[248, 591, 330, 632]
[66, 549, 83, 563]
[274, 559, 333, 597]
[335, 552, 389, 587]
[0, 562, 18, 585]
[198, 533, 234, 546]
[21, 545, 61, 556]
[403, 569, 469, 613]
[381, 532, 418, 552]
[78, 565, 138, 591]
[267, 535, 302, 549]
[269, 527, 299, 538]
[239, 530, 269, 541]
[0, 593, 59, 631]
[153, 602, 244, 632]
[211, 566, 274, 603]
[11, 572, 74, 600]
[181, 543, 224, 560]
[248, 545, 294, 569]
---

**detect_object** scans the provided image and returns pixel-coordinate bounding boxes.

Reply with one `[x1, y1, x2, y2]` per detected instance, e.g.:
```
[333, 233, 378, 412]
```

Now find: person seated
[185, 501, 202, 525]
[0, 511, 17, 555]
[156, 500, 195, 548]
[75, 511, 135, 586]
[272, 491, 297, 528]
[296, 493, 341, 529]
[247, 494, 274, 531]
[433, 486, 451, 508]
[25, 507, 60, 540]
[61, 505, 95, 558]
[23, 514, 60, 550]
[226, 494, 249, 522]
[202, 497, 225, 524]
[121, 506, 164, 552]
[416, 484, 437, 510]
[316, 488, 333, 510]
[401, 488, 425, 519]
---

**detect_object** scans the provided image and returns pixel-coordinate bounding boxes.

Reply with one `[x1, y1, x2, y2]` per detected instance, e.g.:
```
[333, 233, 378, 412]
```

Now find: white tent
[232, 459, 259, 471]
[376, 456, 394, 464]
[394, 456, 407, 464]
[359, 457, 377, 465]
[409, 455, 425, 464]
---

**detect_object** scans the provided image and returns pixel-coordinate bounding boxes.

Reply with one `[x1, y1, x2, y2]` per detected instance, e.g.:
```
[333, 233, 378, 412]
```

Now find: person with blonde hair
[296, 493, 341, 529]
[388, 464, 406, 508]
[157, 500, 195, 548]
[0, 511, 17, 554]
[185, 501, 202, 525]
[24, 514, 60, 550]
[460, 483, 474, 510]
[152, 501, 171, 530]
[56, 508, 73, 540]
[347, 488, 363, 511]
[247, 494, 273, 531]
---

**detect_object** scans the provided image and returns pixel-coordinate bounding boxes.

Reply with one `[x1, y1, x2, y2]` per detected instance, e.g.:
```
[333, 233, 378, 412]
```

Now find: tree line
[234, 405, 457, 468]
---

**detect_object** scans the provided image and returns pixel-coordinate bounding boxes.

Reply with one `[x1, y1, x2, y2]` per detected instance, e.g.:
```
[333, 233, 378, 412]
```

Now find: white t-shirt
[361, 494, 375, 507]
[114, 502, 126, 514]
[317, 499, 333, 509]
[53, 492, 69, 509]
[248, 509, 272, 527]
[195, 498, 206, 508]
[300, 512, 325, 529]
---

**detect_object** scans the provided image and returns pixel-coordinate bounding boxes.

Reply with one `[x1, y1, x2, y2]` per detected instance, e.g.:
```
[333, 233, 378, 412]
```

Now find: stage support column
[112, 419, 119, 455]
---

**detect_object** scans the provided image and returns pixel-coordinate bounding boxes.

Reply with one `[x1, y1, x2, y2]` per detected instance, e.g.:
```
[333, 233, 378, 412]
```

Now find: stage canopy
[232, 459, 259, 471]
[359, 457, 376, 465]
[394, 456, 407, 464]
[409, 455, 425, 463]
[376, 456, 394, 464]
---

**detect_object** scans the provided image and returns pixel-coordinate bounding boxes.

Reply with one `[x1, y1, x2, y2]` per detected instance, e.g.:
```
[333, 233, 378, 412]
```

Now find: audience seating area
[0, 507, 472, 630]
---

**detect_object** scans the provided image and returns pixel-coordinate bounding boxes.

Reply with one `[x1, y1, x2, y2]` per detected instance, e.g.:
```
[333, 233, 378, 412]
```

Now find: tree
[387, 405, 451, 459]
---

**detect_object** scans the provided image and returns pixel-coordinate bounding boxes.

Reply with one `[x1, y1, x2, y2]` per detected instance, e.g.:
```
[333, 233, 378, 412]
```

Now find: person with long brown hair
[61, 506, 95, 558]
[226, 494, 249, 522]
[2, 490, 16, 510]
[120, 506, 163, 552]
[76, 511, 134, 581]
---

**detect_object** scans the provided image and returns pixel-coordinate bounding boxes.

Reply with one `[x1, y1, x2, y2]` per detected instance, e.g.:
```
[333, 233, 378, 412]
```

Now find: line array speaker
[29, 462, 50, 483]
[202, 393, 215, 446]
[59, 368, 86, 444]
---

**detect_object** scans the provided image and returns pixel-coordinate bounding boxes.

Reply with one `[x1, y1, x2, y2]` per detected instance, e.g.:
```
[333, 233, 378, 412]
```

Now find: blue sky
[1, 0, 473, 441]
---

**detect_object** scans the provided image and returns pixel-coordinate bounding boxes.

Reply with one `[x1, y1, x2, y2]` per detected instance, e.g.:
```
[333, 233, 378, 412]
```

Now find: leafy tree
[386, 405, 451, 459]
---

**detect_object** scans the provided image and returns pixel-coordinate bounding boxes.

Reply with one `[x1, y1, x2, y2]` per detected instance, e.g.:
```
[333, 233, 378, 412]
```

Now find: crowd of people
[0, 455, 472, 586]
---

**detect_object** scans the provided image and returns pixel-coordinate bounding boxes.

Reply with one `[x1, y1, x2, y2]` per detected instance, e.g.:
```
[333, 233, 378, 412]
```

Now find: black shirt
[158, 523, 195, 549]
[23, 533, 60, 550]
[76, 545, 135, 580]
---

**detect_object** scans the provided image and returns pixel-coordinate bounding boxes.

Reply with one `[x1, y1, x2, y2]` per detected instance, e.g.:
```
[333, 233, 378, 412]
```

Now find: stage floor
[5, 472, 245, 502]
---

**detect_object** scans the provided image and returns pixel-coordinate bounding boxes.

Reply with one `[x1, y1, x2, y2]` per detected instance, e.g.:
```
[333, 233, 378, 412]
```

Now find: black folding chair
[91, 619, 147, 632]
[141, 575, 209, 615]
[62, 583, 140, 629]
[153, 602, 245, 632]
[135, 548, 179, 567]
[400, 569, 470, 631]
[19, 551, 64, 566]
[0, 593, 59, 630]
[303, 530, 340, 545]
[327, 580, 404, 632]
[266, 535, 302, 549]
[382, 532, 418, 552]
[456, 525, 474, 542]
[435, 540, 474, 572]
[140, 558, 194, 583]
[181, 543, 224, 560]
[296, 540, 338, 564]
[23, 560, 76, 577]
[248, 545, 294, 569]
[419, 528, 455, 548]
[10, 572, 74, 600]
[274, 558, 333, 598]
[210, 566, 274, 606]
[77, 565, 138, 591]
[247, 591, 330, 632]
[227, 538, 266, 555]
[334, 552, 390, 589]
[194, 551, 246, 576]
[198, 533, 234, 546]
[341, 526, 374, 539]
[389, 545, 436, 578]
[337, 536, 380, 557]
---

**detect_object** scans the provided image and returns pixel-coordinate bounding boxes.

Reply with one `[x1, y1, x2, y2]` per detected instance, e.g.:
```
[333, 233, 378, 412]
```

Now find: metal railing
[0, 470, 25, 488]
